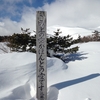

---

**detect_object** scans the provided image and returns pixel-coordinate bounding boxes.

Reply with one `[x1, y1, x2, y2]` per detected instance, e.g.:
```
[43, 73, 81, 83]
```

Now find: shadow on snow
[51, 73, 100, 90]
[62, 52, 88, 63]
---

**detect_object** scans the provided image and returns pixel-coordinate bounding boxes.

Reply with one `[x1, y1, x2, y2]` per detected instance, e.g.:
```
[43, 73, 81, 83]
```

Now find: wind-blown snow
[0, 42, 100, 100]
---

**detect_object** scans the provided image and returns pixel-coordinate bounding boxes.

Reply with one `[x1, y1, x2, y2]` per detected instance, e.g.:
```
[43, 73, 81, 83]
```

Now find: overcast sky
[0, 0, 100, 35]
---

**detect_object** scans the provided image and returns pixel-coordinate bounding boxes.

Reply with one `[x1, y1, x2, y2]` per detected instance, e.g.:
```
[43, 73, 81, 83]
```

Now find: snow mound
[85, 98, 91, 100]
[1, 83, 32, 100]
[47, 25, 92, 39]
[0, 52, 67, 100]
[47, 86, 59, 100]
[0, 42, 100, 100]
[0, 42, 11, 54]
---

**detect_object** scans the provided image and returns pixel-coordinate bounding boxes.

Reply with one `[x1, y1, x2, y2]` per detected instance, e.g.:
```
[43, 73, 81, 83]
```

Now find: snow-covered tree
[8, 28, 79, 60]
[47, 29, 79, 57]
[8, 28, 36, 52]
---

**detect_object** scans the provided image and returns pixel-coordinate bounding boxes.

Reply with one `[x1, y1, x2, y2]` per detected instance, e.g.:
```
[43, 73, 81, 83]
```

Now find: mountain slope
[47, 25, 92, 39]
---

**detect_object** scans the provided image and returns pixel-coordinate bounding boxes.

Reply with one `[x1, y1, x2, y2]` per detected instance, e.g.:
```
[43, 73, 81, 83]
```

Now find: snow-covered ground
[30, 25, 93, 39]
[0, 42, 100, 100]
[47, 25, 92, 39]
[0, 42, 11, 54]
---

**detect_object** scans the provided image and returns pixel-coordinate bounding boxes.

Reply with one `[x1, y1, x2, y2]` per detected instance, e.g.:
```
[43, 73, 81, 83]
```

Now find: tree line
[0, 28, 79, 57]
[1, 28, 100, 58]
[78, 30, 100, 42]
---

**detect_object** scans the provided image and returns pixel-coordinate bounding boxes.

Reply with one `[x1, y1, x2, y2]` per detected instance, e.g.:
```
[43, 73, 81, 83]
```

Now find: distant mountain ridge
[47, 25, 93, 39]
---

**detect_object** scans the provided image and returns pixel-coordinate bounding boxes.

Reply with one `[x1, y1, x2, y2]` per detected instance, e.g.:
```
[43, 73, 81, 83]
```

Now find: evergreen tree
[8, 28, 79, 60]
[8, 28, 36, 52]
[47, 29, 79, 57]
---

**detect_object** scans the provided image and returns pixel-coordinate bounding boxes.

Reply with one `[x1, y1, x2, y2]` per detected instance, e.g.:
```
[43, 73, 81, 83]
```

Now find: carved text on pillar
[36, 11, 47, 100]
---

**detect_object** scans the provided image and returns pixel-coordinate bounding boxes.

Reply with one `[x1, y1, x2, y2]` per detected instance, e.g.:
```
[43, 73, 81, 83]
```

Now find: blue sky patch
[0, 0, 55, 22]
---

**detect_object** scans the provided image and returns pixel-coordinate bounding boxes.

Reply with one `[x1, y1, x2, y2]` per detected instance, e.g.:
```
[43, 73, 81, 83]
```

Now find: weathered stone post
[36, 11, 47, 100]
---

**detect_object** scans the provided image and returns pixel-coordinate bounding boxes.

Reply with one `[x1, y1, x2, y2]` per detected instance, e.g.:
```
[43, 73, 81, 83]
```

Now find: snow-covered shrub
[8, 28, 79, 60]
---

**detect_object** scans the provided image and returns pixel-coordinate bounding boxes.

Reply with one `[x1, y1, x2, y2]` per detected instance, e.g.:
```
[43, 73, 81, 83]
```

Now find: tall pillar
[36, 11, 47, 100]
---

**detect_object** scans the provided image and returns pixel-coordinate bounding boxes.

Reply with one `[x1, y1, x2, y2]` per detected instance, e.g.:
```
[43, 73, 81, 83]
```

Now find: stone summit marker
[36, 11, 47, 100]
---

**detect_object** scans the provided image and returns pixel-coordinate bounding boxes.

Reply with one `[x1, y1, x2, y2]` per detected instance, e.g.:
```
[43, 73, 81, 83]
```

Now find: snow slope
[0, 42, 100, 100]
[47, 25, 92, 39]
[30, 25, 93, 39]
[0, 42, 11, 54]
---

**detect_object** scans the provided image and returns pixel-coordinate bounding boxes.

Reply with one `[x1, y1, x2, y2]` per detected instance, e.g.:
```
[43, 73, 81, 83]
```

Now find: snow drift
[0, 42, 100, 100]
